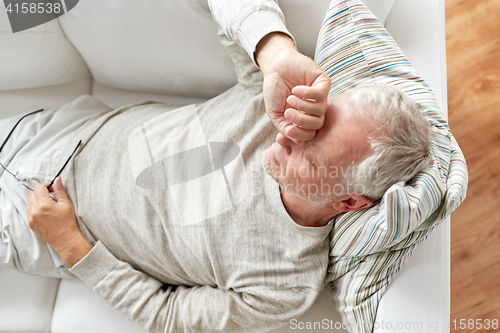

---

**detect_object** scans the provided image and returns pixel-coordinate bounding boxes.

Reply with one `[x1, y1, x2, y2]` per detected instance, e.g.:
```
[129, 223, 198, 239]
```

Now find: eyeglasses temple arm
[0, 109, 44, 154]
[47, 140, 82, 190]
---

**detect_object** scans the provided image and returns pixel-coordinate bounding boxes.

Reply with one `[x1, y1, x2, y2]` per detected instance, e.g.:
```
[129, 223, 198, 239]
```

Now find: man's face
[263, 93, 372, 205]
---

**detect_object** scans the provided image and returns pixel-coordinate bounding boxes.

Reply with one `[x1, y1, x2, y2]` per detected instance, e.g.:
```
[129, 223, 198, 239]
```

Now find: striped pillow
[314, 1, 468, 331]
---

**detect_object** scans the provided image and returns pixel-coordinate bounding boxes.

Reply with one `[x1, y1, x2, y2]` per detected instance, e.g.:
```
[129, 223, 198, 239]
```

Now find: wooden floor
[446, 0, 500, 331]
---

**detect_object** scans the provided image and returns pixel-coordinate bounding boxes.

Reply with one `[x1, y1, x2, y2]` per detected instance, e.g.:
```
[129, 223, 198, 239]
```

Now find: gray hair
[339, 83, 433, 201]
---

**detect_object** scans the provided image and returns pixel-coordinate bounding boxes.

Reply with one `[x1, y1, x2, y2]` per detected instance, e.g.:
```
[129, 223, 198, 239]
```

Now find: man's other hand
[27, 176, 92, 267]
[256, 32, 331, 142]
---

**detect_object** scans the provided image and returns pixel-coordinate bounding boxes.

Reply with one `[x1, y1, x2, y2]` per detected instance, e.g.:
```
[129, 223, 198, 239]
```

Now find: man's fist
[27, 176, 91, 266]
[256, 33, 331, 142]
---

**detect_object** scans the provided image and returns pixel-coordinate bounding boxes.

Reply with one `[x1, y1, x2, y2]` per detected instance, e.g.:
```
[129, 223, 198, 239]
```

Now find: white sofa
[0, 0, 449, 332]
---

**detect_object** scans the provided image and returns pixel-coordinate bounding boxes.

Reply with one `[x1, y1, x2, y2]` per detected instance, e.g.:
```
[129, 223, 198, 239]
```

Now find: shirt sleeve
[207, 0, 295, 66]
[70, 241, 318, 333]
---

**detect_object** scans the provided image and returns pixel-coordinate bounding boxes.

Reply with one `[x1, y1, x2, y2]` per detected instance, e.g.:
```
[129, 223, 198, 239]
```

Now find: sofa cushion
[91, 81, 207, 110]
[0, 5, 89, 91]
[57, 0, 395, 99]
[0, 79, 92, 119]
[281, 0, 395, 59]
[58, 0, 237, 100]
[51, 279, 147, 333]
[0, 269, 59, 333]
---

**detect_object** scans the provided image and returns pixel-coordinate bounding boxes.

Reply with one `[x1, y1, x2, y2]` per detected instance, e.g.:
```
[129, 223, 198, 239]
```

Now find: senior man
[16, 92, 429, 332]
[0, 0, 443, 332]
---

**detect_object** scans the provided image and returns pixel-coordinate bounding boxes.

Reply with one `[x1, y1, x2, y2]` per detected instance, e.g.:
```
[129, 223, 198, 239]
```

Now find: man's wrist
[255, 32, 296, 75]
[57, 234, 93, 267]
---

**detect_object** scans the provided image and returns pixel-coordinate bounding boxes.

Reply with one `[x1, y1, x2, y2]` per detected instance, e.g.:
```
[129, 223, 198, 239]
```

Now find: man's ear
[332, 195, 373, 212]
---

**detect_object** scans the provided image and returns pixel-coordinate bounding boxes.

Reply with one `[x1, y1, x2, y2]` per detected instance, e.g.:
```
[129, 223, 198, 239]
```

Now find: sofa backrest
[0, 5, 89, 91]
[0, 0, 395, 98]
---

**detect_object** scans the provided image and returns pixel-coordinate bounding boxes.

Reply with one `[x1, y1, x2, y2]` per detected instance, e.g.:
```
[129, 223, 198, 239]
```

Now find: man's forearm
[57, 234, 93, 267]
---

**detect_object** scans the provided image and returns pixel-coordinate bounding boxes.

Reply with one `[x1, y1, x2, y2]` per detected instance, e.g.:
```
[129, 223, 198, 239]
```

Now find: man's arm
[27, 178, 317, 333]
[208, 0, 331, 142]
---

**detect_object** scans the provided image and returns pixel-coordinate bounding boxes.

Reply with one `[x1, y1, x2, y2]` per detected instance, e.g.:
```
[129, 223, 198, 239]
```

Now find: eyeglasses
[0, 109, 81, 191]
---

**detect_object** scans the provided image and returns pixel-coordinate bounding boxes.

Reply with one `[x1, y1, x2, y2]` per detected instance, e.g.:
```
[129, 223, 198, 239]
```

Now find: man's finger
[286, 96, 326, 117]
[292, 73, 331, 100]
[33, 182, 54, 204]
[291, 85, 328, 101]
[52, 177, 69, 203]
[284, 109, 324, 130]
[284, 125, 316, 142]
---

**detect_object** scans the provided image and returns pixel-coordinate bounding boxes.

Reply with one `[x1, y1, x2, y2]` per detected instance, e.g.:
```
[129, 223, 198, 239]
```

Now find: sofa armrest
[385, 0, 448, 114]
[375, 0, 450, 331]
